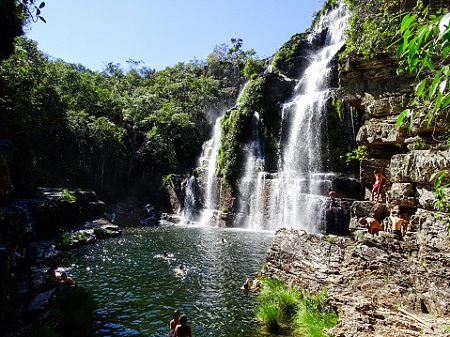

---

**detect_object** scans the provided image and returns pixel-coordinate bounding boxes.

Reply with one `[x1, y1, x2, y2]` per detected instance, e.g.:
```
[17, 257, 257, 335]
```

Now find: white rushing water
[238, 4, 350, 231]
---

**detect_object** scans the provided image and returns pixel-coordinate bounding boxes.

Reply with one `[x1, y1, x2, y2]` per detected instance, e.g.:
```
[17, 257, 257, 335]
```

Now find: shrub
[293, 289, 338, 337]
[255, 278, 338, 337]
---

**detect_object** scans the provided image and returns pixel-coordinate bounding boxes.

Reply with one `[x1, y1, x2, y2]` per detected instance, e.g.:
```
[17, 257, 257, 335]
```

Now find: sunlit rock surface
[265, 225, 450, 336]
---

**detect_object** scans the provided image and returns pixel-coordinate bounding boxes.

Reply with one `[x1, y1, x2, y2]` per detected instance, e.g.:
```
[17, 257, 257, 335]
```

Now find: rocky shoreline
[264, 204, 450, 337]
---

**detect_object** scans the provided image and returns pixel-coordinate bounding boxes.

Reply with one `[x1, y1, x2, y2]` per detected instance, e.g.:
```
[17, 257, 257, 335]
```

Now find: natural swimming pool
[59, 224, 274, 336]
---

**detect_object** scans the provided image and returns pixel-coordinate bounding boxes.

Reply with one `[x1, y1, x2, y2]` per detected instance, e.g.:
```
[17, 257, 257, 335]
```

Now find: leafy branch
[395, 10, 450, 128]
[16, 0, 46, 23]
[344, 145, 367, 165]
[430, 170, 450, 213]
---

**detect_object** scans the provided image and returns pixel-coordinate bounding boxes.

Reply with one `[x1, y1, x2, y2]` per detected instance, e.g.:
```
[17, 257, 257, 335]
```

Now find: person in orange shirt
[359, 217, 383, 235]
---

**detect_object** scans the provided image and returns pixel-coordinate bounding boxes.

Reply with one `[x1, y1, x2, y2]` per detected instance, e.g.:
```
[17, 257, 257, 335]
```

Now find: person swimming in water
[175, 265, 186, 276]
[174, 314, 192, 337]
[168, 310, 180, 337]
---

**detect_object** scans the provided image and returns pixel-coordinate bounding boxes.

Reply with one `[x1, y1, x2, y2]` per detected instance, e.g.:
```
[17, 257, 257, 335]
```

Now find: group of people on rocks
[359, 206, 410, 241]
[362, 170, 410, 240]
[328, 169, 411, 241]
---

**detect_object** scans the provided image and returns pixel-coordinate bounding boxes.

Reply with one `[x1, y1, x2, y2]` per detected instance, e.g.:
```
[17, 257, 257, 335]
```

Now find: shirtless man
[359, 217, 383, 235]
[390, 210, 409, 241]
[169, 310, 180, 337]
[174, 314, 192, 337]
[371, 170, 388, 202]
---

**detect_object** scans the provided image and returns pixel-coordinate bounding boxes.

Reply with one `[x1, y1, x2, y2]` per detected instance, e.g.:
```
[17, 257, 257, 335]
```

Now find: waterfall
[235, 112, 265, 229]
[181, 81, 251, 226]
[180, 117, 222, 225]
[239, 4, 350, 231]
[196, 117, 222, 226]
[181, 175, 196, 223]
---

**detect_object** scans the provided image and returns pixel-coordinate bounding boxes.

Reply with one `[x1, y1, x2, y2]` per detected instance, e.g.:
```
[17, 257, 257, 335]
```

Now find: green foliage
[256, 302, 281, 332]
[16, 0, 46, 23]
[343, 0, 403, 59]
[25, 287, 97, 337]
[395, 10, 450, 128]
[293, 289, 338, 337]
[256, 278, 338, 336]
[272, 34, 305, 70]
[58, 230, 71, 246]
[344, 145, 367, 165]
[331, 94, 345, 120]
[59, 189, 77, 203]
[243, 57, 265, 80]
[218, 77, 264, 184]
[57, 287, 96, 337]
[430, 170, 450, 213]
[0, 35, 262, 202]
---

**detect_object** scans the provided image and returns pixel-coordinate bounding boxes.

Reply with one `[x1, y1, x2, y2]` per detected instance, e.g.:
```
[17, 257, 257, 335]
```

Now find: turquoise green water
[59, 225, 274, 336]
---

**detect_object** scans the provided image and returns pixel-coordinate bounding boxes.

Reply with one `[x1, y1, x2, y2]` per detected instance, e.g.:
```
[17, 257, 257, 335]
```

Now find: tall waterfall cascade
[181, 4, 356, 231]
[236, 4, 351, 231]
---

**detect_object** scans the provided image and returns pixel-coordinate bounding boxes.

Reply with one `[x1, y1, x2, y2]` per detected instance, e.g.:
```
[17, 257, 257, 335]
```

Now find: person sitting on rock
[359, 217, 383, 235]
[60, 272, 76, 287]
[47, 263, 61, 284]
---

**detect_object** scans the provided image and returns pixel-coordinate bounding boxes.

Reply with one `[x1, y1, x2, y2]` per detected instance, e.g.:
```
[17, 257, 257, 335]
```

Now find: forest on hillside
[0, 32, 264, 205]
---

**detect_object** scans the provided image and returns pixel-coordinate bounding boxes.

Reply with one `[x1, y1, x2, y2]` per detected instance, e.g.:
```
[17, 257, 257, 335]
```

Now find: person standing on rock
[389, 209, 409, 241]
[371, 170, 388, 202]
[359, 217, 383, 235]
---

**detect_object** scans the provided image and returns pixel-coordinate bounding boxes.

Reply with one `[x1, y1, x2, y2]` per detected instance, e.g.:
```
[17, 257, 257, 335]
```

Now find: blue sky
[25, 0, 325, 72]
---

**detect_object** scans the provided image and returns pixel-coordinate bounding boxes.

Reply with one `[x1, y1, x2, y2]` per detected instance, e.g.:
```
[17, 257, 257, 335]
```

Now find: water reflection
[60, 225, 274, 337]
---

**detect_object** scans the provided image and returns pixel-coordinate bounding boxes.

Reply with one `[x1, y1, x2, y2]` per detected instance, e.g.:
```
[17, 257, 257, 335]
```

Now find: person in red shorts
[371, 170, 388, 202]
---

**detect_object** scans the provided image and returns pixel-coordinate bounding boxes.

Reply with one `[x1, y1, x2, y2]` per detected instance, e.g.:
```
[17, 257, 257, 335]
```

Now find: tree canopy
[0, 37, 258, 205]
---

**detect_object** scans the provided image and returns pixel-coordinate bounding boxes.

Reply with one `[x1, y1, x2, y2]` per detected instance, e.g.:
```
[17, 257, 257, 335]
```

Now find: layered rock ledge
[265, 210, 450, 337]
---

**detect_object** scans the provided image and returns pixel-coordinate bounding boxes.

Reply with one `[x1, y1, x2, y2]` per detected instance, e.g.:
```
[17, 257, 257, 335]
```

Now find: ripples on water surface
[60, 225, 274, 337]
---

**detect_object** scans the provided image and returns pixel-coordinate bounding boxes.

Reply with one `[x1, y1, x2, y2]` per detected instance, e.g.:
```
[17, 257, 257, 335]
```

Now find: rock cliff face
[264, 15, 450, 337]
[340, 53, 450, 211]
